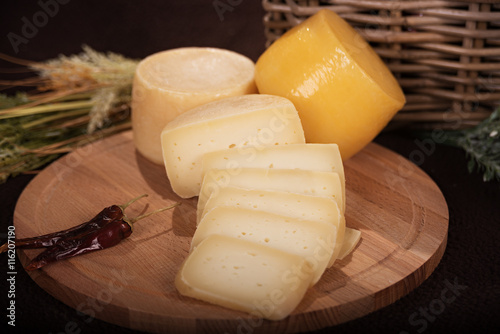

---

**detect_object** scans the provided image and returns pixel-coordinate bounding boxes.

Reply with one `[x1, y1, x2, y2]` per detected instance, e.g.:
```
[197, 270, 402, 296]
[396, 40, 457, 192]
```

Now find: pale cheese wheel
[132, 47, 257, 164]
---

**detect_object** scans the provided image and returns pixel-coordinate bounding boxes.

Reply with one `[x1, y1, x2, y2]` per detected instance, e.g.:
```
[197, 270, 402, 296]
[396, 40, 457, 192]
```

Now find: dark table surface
[1, 1, 499, 333]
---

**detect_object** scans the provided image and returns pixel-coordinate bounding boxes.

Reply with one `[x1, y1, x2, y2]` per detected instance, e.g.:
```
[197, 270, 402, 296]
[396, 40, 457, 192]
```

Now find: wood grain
[13, 131, 448, 333]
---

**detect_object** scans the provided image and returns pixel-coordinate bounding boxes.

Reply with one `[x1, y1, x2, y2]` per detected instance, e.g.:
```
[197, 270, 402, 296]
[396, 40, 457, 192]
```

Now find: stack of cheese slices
[160, 94, 361, 320]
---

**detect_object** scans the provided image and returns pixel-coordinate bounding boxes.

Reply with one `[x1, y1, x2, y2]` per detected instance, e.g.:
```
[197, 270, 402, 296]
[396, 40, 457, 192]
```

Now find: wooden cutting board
[14, 131, 448, 333]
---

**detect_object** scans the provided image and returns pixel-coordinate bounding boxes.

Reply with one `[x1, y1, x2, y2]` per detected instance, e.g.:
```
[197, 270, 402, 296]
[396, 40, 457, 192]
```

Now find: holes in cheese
[160, 94, 305, 198]
[175, 235, 314, 321]
[200, 186, 345, 266]
[132, 47, 257, 165]
[198, 168, 344, 223]
[200, 143, 345, 208]
[255, 9, 406, 159]
[192, 206, 336, 286]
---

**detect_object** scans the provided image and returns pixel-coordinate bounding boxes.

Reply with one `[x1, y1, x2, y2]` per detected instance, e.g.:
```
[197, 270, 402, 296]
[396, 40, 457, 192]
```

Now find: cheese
[330, 214, 345, 267]
[200, 186, 345, 266]
[131, 47, 257, 164]
[198, 168, 344, 223]
[161, 94, 305, 198]
[191, 207, 336, 285]
[201, 143, 344, 205]
[200, 186, 341, 225]
[337, 227, 361, 260]
[255, 9, 406, 159]
[175, 235, 314, 320]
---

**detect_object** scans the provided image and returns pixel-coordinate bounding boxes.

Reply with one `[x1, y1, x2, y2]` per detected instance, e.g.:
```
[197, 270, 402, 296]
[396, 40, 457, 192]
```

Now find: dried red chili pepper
[25, 198, 180, 271]
[0, 194, 148, 253]
[25, 218, 131, 270]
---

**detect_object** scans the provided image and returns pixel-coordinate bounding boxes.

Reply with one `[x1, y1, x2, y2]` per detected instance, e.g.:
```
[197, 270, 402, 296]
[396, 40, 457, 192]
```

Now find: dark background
[0, 1, 499, 333]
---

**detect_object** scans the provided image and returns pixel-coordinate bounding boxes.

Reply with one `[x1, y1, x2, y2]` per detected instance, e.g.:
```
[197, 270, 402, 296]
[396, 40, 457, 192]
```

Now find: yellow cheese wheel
[132, 47, 257, 164]
[255, 9, 406, 159]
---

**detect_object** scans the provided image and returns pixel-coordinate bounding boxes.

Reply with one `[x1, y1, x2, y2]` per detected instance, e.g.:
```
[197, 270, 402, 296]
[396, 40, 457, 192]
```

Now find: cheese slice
[176, 235, 314, 320]
[198, 168, 344, 223]
[201, 143, 345, 205]
[330, 214, 346, 267]
[200, 186, 341, 225]
[337, 227, 361, 260]
[132, 47, 257, 164]
[255, 9, 406, 159]
[161, 94, 305, 198]
[192, 207, 336, 285]
[200, 186, 345, 266]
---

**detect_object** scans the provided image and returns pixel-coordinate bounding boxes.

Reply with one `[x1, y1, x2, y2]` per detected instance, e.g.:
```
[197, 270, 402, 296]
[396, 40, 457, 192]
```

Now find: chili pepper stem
[119, 194, 149, 211]
[127, 202, 181, 225]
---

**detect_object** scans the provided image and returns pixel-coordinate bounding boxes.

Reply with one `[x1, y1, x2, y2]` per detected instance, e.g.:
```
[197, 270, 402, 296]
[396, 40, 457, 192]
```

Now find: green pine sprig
[425, 108, 500, 182]
[453, 108, 500, 182]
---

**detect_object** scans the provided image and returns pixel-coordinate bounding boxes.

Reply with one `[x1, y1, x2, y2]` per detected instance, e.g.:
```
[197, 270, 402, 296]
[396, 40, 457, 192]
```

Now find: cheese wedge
[161, 94, 305, 198]
[198, 168, 344, 222]
[200, 186, 345, 266]
[255, 9, 406, 159]
[192, 207, 336, 285]
[337, 227, 361, 260]
[201, 143, 344, 204]
[132, 47, 257, 164]
[176, 235, 314, 320]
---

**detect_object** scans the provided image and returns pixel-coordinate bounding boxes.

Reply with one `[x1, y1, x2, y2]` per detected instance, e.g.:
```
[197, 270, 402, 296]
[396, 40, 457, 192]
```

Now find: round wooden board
[14, 131, 448, 333]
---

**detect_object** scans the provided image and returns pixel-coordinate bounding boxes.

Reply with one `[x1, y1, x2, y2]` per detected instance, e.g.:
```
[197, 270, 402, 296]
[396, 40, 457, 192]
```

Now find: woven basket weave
[262, 0, 500, 129]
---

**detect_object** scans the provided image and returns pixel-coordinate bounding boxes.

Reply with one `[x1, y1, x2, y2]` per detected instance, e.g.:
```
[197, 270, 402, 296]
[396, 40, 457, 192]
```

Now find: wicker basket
[262, 0, 500, 129]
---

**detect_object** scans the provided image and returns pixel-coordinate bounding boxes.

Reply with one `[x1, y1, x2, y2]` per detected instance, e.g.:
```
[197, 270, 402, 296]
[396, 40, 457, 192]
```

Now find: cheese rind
[132, 47, 257, 164]
[176, 234, 314, 320]
[161, 94, 305, 198]
[192, 207, 336, 285]
[198, 168, 344, 223]
[201, 144, 345, 206]
[255, 9, 406, 159]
